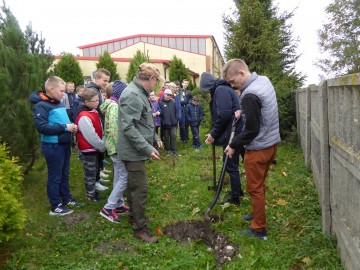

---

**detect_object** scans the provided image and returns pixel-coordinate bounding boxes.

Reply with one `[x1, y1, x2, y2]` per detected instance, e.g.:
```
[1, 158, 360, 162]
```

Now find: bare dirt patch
[63, 212, 89, 226]
[163, 218, 238, 265]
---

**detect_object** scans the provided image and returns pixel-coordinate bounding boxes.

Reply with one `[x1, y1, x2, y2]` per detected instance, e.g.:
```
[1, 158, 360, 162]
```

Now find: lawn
[0, 136, 343, 269]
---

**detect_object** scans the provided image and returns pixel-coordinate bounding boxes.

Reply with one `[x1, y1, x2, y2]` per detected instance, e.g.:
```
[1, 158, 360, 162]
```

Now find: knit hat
[112, 80, 127, 99]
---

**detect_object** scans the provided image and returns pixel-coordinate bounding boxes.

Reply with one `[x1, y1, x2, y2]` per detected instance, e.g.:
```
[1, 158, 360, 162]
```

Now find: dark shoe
[100, 208, 121, 223]
[134, 226, 158, 243]
[65, 199, 85, 207]
[87, 192, 102, 202]
[192, 145, 196, 149]
[128, 215, 150, 225]
[238, 228, 267, 240]
[242, 213, 253, 222]
[114, 205, 130, 215]
[198, 145, 204, 150]
[49, 203, 74, 216]
[220, 197, 240, 206]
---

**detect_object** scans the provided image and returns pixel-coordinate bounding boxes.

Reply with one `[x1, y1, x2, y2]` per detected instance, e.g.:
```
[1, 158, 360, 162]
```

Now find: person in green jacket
[118, 63, 163, 244]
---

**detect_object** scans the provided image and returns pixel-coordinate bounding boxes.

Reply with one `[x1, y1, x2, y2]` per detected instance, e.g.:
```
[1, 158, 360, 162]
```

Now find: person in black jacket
[200, 72, 244, 205]
[159, 89, 178, 156]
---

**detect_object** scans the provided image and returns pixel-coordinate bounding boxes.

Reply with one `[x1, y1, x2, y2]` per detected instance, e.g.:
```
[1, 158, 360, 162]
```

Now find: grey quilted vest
[241, 73, 281, 150]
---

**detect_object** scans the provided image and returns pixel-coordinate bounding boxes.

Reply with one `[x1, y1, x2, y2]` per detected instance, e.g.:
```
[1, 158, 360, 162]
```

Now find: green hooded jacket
[118, 77, 159, 161]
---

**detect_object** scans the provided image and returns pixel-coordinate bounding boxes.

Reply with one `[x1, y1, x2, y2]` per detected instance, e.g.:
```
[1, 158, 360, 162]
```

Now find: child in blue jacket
[29, 76, 82, 216]
[185, 95, 203, 149]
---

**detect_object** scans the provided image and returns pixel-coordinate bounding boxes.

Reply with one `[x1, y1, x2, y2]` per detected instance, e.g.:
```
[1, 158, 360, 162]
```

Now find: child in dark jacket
[185, 95, 203, 149]
[159, 89, 178, 155]
[29, 76, 82, 216]
[150, 91, 161, 135]
[75, 88, 107, 202]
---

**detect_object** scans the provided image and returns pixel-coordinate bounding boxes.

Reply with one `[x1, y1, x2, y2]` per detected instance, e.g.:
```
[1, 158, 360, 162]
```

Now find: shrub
[0, 142, 26, 243]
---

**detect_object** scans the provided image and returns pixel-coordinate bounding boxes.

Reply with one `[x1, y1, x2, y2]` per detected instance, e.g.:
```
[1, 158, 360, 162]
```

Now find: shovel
[204, 118, 238, 221]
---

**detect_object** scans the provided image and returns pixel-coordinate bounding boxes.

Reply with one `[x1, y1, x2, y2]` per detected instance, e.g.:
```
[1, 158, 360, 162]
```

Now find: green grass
[0, 133, 343, 270]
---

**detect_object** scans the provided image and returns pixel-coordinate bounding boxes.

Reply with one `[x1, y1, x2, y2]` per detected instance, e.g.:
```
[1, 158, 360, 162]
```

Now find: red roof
[78, 34, 213, 49]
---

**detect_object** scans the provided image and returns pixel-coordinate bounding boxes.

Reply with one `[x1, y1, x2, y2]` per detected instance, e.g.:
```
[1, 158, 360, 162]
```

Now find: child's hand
[66, 124, 78, 133]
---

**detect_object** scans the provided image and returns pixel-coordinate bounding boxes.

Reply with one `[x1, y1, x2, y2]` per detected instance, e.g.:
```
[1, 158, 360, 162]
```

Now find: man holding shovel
[223, 59, 280, 240]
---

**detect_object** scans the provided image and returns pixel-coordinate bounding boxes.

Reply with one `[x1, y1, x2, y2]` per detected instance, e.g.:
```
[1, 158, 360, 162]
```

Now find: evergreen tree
[126, 49, 149, 83]
[96, 51, 120, 81]
[223, 0, 304, 134]
[52, 53, 84, 86]
[169, 55, 189, 83]
[0, 3, 54, 173]
[317, 0, 360, 78]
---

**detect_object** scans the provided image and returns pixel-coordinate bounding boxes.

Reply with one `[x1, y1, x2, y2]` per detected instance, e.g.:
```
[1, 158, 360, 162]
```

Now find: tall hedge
[0, 142, 26, 243]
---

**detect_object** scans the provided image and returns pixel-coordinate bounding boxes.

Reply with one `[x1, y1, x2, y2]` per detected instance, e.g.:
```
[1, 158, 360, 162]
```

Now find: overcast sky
[3, 0, 332, 85]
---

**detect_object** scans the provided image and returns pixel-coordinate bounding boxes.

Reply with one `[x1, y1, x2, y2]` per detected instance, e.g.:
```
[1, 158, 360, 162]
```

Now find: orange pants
[244, 144, 278, 232]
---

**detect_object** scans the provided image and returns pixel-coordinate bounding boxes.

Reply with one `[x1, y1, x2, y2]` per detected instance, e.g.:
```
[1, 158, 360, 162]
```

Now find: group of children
[150, 80, 204, 155]
[30, 75, 203, 223]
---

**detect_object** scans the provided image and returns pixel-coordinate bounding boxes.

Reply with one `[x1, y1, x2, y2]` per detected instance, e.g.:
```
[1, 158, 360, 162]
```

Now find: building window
[155, 37, 161, 45]
[108, 42, 114, 53]
[198, 38, 206, 55]
[176, 38, 183, 50]
[96, 45, 102, 56]
[162, 37, 168, 47]
[169, 38, 176, 49]
[102, 44, 107, 54]
[120, 40, 126, 49]
[184, 38, 190, 51]
[191, 38, 198, 53]
[141, 36, 147, 42]
[133, 37, 139, 44]
[148, 37, 154, 44]
[83, 48, 89, 57]
[114, 41, 120, 51]
[90, 47, 96, 57]
[128, 38, 134, 46]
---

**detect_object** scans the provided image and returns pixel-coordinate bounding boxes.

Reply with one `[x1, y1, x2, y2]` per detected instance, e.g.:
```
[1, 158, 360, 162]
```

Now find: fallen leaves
[276, 199, 288, 206]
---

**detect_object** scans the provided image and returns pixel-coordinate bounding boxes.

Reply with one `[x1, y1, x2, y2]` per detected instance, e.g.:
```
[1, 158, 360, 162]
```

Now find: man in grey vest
[223, 59, 280, 240]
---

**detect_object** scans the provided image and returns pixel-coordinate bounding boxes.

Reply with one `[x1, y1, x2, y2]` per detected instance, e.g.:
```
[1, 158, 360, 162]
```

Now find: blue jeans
[104, 155, 128, 209]
[222, 146, 243, 198]
[190, 125, 201, 147]
[41, 143, 72, 207]
[179, 107, 189, 141]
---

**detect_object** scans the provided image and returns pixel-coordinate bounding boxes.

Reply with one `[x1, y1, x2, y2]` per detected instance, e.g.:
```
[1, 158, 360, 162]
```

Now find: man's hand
[234, 110, 242, 119]
[150, 149, 161, 160]
[205, 134, 214, 144]
[156, 140, 163, 149]
[224, 145, 235, 158]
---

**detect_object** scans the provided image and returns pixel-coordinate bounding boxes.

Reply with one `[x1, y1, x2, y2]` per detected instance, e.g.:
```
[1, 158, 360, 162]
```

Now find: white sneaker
[102, 168, 112, 174]
[99, 178, 110, 183]
[95, 182, 109, 191]
[100, 171, 109, 178]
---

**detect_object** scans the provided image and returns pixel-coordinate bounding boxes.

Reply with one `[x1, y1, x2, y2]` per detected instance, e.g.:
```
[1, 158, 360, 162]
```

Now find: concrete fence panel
[296, 73, 360, 270]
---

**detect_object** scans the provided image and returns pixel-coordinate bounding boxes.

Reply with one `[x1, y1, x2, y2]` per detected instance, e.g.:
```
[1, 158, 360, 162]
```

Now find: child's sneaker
[198, 145, 204, 150]
[100, 171, 109, 178]
[102, 168, 112, 174]
[95, 182, 109, 191]
[102, 159, 112, 165]
[100, 208, 121, 223]
[99, 178, 110, 183]
[65, 199, 85, 207]
[87, 192, 102, 202]
[49, 203, 74, 216]
[192, 145, 196, 149]
[115, 205, 130, 215]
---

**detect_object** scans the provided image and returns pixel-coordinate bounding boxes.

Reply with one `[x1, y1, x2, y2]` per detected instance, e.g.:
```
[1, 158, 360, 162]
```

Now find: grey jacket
[118, 77, 159, 161]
